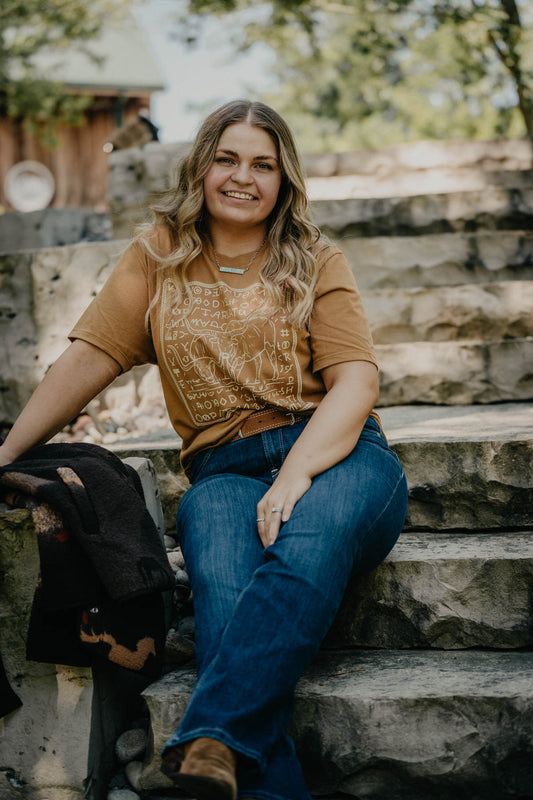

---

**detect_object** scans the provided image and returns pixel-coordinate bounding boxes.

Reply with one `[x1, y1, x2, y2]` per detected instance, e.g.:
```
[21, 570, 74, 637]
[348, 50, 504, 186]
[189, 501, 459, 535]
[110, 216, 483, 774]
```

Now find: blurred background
[1, 0, 532, 214]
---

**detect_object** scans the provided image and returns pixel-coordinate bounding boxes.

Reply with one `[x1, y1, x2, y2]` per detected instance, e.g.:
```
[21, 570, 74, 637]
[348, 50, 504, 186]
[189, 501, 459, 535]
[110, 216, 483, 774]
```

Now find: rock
[0, 208, 111, 254]
[121, 457, 165, 543]
[377, 338, 533, 405]
[107, 137, 533, 237]
[108, 772, 128, 789]
[398, 438, 533, 531]
[115, 728, 147, 765]
[0, 241, 124, 423]
[0, 507, 93, 799]
[380, 401, 533, 444]
[307, 166, 533, 201]
[165, 630, 195, 664]
[174, 567, 190, 588]
[311, 187, 533, 238]
[364, 280, 533, 344]
[164, 535, 177, 550]
[107, 789, 140, 800]
[327, 531, 533, 650]
[124, 761, 144, 792]
[110, 442, 188, 534]
[167, 549, 185, 571]
[177, 616, 195, 639]
[140, 650, 533, 798]
[342, 230, 533, 290]
[108, 142, 190, 238]
[335, 137, 533, 177]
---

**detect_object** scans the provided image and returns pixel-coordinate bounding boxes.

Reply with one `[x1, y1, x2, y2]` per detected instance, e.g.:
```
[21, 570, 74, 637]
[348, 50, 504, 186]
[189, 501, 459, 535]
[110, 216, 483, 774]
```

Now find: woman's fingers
[256, 506, 281, 547]
[256, 475, 312, 547]
[256, 495, 283, 546]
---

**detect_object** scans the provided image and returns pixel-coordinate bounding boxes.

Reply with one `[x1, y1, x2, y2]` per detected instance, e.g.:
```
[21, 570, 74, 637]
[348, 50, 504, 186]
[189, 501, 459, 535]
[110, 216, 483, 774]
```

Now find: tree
[175, 0, 533, 150]
[0, 0, 131, 146]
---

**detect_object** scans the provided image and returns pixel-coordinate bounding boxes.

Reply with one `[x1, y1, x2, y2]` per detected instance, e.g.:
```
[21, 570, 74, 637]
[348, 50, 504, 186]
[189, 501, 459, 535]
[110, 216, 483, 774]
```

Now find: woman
[0, 100, 408, 800]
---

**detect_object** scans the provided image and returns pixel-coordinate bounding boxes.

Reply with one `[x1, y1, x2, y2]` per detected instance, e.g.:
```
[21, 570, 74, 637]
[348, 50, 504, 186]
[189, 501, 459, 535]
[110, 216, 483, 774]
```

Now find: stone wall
[0, 459, 164, 800]
[0, 241, 126, 424]
[0, 506, 93, 800]
[0, 209, 111, 255]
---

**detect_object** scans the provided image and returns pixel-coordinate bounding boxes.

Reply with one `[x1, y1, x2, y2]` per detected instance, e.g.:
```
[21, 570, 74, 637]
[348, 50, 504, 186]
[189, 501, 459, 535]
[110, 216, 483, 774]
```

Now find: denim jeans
[164, 416, 408, 800]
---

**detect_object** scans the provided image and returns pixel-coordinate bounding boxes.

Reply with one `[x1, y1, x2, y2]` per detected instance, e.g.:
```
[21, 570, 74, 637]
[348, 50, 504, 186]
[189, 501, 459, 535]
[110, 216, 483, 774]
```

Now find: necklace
[209, 236, 267, 275]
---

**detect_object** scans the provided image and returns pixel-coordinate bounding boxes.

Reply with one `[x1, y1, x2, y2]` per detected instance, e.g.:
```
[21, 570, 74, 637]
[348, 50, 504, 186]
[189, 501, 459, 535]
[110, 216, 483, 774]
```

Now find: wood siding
[0, 95, 150, 211]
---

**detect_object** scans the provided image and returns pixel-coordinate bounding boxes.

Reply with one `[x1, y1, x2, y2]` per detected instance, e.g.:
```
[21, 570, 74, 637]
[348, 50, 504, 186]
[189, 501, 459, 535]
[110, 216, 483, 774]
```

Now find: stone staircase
[1, 141, 533, 799]
[129, 172, 533, 798]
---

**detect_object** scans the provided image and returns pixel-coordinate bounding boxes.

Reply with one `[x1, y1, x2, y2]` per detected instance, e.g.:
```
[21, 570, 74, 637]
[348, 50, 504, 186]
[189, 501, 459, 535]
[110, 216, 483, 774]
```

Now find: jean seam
[357, 463, 407, 553]
[278, 427, 286, 465]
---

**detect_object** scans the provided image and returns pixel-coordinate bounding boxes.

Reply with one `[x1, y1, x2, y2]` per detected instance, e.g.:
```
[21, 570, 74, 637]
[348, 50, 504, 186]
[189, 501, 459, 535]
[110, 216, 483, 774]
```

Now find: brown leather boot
[161, 737, 237, 800]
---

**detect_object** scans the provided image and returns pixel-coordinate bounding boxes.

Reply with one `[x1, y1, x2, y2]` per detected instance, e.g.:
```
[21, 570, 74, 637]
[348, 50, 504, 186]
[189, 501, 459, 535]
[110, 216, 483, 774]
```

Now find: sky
[133, 0, 276, 143]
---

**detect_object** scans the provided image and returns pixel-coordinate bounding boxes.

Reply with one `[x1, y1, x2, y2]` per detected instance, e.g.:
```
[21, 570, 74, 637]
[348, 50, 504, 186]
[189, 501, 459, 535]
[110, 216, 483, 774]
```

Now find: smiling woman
[0, 100, 408, 800]
[203, 123, 282, 247]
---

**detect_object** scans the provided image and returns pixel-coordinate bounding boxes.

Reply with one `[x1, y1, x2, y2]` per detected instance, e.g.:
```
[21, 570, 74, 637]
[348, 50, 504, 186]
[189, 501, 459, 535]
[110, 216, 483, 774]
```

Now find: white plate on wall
[4, 160, 55, 212]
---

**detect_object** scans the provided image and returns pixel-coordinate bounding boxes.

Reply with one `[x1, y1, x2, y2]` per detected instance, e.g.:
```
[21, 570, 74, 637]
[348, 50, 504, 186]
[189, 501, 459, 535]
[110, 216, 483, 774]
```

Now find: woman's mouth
[223, 191, 257, 200]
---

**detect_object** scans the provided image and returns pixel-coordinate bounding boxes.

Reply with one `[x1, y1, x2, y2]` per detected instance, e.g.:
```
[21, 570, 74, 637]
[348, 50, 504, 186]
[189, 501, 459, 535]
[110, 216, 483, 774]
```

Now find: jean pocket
[188, 447, 215, 483]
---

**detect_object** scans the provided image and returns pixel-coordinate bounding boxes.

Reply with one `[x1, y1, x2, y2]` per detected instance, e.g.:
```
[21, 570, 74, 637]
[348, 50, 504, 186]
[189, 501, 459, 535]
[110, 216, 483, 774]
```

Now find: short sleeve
[309, 246, 377, 373]
[69, 241, 157, 371]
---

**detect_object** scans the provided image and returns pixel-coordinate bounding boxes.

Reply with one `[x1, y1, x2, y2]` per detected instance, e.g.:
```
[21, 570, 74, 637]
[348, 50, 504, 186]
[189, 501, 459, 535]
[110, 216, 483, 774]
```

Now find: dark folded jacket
[0, 441, 174, 682]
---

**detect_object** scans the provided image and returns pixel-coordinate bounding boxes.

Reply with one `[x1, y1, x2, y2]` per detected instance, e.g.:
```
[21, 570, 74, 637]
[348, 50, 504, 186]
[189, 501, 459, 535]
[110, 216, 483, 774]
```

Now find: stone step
[383, 402, 533, 532]
[108, 402, 533, 534]
[327, 531, 533, 650]
[139, 649, 533, 799]
[303, 137, 533, 181]
[107, 137, 533, 238]
[311, 186, 533, 237]
[343, 230, 533, 290]
[377, 337, 533, 405]
[307, 166, 533, 200]
[364, 280, 533, 344]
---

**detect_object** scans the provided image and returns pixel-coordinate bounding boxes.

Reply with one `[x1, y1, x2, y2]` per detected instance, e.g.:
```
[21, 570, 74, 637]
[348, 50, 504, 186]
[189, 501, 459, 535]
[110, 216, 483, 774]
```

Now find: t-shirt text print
[160, 279, 313, 426]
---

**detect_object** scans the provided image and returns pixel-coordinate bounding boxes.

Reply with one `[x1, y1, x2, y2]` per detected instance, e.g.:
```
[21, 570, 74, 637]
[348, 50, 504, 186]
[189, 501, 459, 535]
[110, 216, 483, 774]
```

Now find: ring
[257, 517, 265, 522]
[271, 508, 283, 513]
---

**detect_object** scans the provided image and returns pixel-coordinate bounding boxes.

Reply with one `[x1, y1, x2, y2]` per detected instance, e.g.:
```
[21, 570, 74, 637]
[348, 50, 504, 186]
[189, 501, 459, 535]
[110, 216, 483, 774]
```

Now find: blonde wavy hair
[136, 99, 323, 328]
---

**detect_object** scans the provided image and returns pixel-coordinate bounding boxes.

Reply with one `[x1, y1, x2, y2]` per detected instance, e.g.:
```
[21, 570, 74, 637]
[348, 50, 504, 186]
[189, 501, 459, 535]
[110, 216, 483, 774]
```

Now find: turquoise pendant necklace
[209, 236, 267, 275]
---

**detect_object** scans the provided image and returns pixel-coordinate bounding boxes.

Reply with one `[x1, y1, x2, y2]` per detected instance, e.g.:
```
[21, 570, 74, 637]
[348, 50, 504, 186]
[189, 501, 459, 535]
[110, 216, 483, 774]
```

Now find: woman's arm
[256, 359, 379, 546]
[0, 340, 122, 466]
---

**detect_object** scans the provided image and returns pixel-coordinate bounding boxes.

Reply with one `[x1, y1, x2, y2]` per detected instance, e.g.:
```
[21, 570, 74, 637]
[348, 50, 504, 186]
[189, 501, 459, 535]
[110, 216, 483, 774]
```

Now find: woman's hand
[256, 466, 312, 547]
[255, 360, 379, 548]
[0, 444, 15, 468]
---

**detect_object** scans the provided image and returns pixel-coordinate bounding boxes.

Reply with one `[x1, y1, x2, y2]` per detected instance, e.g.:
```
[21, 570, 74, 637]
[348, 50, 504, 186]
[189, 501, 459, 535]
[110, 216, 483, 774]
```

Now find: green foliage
[0, 0, 131, 146]
[176, 0, 533, 149]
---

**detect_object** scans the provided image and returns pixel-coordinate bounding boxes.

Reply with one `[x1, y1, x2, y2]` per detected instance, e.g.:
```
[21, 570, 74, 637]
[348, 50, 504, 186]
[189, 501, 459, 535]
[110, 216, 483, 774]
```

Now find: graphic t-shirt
[69, 229, 378, 468]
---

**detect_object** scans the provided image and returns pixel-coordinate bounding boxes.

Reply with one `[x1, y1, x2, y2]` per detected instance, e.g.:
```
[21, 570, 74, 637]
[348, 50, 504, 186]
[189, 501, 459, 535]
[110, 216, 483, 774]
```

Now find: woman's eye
[255, 163, 273, 170]
[216, 157, 235, 165]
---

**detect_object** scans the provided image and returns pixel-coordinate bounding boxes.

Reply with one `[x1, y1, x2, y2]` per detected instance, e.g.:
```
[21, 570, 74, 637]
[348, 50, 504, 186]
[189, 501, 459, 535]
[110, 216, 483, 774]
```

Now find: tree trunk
[489, 0, 533, 140]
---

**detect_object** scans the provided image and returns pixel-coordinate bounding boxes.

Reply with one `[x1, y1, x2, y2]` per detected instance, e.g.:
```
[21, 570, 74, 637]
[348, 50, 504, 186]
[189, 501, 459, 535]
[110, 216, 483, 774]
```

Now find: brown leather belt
[230, 408, 308, 441]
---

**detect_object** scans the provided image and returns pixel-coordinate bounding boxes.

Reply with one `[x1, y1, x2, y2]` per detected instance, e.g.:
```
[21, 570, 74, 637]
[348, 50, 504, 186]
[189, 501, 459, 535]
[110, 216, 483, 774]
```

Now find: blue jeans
[164, 416, 408, 800]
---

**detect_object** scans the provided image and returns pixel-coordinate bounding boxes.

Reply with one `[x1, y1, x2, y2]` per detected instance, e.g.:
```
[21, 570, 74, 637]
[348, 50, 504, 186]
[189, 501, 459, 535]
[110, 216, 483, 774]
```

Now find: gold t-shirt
[69, 231, 378, 469]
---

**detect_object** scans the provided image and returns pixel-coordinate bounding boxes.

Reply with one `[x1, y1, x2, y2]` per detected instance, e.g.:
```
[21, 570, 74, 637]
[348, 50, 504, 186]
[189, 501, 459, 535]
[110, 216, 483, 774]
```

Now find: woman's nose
[231, 162, 253, 183]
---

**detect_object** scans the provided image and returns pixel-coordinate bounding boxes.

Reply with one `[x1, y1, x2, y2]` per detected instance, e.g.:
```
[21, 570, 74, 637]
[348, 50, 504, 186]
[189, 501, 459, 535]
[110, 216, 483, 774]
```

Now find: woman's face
[203, 122, 282, 235]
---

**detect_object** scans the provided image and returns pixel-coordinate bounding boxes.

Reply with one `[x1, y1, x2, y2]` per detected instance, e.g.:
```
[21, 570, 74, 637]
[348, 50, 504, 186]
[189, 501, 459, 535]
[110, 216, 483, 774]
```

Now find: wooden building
[0, 13, 165, 212]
